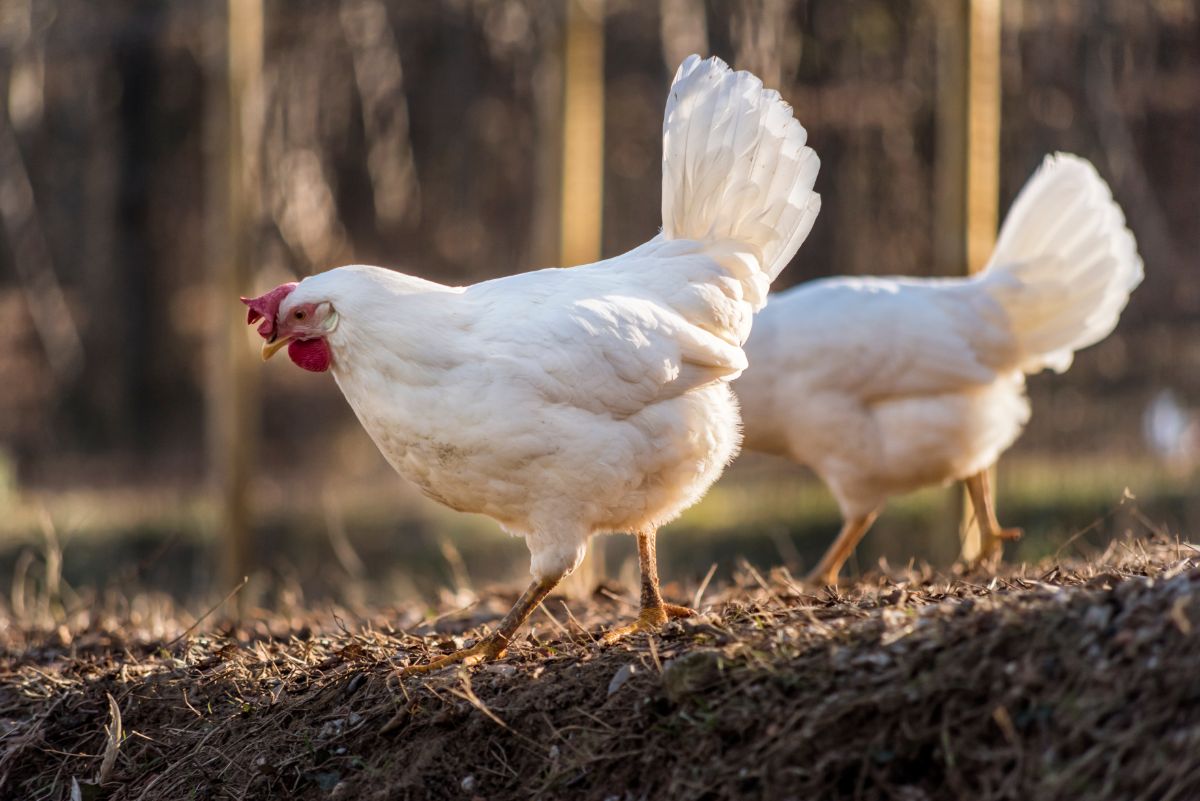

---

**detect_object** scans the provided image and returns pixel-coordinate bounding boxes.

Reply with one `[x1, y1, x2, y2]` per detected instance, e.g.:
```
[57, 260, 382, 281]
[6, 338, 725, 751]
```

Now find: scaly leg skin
[963, 469, 1022, 567]
[804, 511, 880, 587]
[400, 575, 561, 676]
[601, 530, 695, 644]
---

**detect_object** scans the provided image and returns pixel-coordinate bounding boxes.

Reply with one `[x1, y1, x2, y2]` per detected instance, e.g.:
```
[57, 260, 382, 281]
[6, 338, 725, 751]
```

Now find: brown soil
[3, 536, 1199, 801]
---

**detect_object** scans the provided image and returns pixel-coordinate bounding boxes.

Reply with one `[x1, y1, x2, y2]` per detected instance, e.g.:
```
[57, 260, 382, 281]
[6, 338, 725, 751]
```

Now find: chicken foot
[805, 511, 881, 587]
[963, 469, 1022, 566]
[601, 529, 695, 644]
[400, 575, 561, 675]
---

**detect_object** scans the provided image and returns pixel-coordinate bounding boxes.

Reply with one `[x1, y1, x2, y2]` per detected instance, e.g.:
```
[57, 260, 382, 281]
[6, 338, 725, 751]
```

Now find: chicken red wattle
[286, 337, 332, 372]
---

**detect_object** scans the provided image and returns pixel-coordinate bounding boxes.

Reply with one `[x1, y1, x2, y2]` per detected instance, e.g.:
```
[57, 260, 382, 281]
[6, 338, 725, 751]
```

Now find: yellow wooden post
[213, 0, 264, 601]
[559, 0, 606, 597]
[960, 0, 1002, 563]
[560, 0, 605, 269]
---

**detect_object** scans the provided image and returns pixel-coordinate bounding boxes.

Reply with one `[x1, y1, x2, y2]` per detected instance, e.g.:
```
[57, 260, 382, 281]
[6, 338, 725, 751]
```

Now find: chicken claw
[399, 636, 509, 675]
[601, 602, 695, 645]
[662, 603, 698, 619]
[964, 469, 1022, 565]
[399, 575, 560, 675]
[600, 530, 695, 645]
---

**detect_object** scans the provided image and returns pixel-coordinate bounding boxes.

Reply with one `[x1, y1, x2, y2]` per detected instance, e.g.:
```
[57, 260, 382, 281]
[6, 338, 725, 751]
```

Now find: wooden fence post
[559, 0, 606, 597]
[960, 0, 1003, 563]
[211, 0, 264, 604]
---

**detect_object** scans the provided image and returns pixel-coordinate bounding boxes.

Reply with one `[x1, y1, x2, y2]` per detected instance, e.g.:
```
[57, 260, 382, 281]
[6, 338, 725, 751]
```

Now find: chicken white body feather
[737, 154, 1142, 520]
[283, 56, 820, 580]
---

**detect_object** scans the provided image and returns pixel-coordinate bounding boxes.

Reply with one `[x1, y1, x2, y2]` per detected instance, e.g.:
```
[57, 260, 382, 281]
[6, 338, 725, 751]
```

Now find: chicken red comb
[240, 282, 297, 340]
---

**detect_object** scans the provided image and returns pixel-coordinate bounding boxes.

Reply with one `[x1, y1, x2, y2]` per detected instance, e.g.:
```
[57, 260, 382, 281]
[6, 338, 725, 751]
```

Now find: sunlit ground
[0, 452, 1193, 614]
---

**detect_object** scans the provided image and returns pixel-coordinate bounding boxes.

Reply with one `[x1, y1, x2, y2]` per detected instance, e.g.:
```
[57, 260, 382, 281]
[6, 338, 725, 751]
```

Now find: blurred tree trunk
[209, 0, 264, 601]
[930, 0, 970, 565]
[559, 0, 606, 598]
[1084, 4, 1182, 279]
[0, 1, 83, 391]
[80, 28, 122, 448]
[731, 0, 790, 88]
[529, 6, 564, 269]
[660, 0, 708, 75]
[112, 12, 162, 450]
[932, 0, 968, 278]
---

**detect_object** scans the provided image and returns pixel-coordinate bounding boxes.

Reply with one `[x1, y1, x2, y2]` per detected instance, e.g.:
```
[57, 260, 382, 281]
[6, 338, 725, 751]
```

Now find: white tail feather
[983, 153, 1143, 374]
[661, 55, 820, 306]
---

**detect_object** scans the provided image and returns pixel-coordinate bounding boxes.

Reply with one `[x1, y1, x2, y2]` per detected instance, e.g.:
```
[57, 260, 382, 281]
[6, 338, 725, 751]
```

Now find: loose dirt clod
[2, 536, 1199, 800]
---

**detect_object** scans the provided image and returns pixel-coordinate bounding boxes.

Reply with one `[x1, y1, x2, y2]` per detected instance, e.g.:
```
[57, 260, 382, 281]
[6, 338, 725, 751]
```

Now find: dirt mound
[3, 538, 1200, 800]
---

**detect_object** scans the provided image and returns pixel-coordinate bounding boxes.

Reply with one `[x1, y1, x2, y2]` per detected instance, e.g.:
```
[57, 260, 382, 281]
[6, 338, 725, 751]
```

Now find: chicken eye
[294, 310, 306, 320]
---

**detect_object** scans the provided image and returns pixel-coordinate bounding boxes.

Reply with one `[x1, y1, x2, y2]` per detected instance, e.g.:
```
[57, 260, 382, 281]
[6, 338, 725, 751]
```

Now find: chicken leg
[400, 574, 561, 675]
[805, 511, 880, 587]
[601, 529, 694, 644]
[963, 469, 1022, 565]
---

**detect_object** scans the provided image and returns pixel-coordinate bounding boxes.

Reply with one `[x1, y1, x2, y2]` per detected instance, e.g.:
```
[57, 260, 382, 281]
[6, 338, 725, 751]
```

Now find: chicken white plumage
[243, 55, 820, 668]
[736, 153, 1142, 585]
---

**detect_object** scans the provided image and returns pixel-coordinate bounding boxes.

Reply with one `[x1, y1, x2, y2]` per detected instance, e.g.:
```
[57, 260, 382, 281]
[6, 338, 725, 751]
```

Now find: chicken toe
[600, 530, 694, 645]
[399, 575, 560, 676]
[964, 469, 1020, 564]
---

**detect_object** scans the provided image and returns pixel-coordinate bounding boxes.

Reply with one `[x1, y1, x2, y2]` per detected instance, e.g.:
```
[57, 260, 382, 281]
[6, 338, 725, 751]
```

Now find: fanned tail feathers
[660, 55, 820, 308]
[983, 153, 1143, 374]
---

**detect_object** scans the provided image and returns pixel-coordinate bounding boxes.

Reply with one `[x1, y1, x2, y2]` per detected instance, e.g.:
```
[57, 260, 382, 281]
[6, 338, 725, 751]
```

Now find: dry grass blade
[450, 671, 509, 731]
[692, 562, 718, 610]
[323, 495, 366, 579]
[37, 505, 63, 610]
[98, 693, 123, 784]
[10, 548, 34, 621]
[164, 576, 248, 648]
[438, 538, 473, 596]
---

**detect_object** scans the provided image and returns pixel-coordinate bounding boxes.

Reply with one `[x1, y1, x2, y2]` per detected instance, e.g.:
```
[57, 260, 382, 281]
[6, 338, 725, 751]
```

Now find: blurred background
[0, 0, 1197, 611]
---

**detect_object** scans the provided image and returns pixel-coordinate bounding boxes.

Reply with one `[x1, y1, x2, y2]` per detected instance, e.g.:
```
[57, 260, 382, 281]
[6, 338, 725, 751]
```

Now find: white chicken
[736, 153, 1142, 585]
[243, 55, 820, 669]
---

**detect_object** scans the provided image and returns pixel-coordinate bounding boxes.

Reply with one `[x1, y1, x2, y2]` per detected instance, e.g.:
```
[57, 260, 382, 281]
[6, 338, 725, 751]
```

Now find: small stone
[607, 663, 637, 696]
[483, 663, 517, 678]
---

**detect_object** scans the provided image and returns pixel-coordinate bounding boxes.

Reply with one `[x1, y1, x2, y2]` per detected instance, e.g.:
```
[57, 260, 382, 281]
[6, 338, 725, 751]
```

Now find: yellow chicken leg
[401, 575, 561, 675]
[805, 511, 881, 587]
[963, 469, 1022, 566]
[602, 529, 695, 644]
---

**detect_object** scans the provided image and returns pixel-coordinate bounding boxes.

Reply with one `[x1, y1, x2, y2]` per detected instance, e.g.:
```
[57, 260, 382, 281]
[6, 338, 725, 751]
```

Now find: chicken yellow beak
[261, 337, 290, 361]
